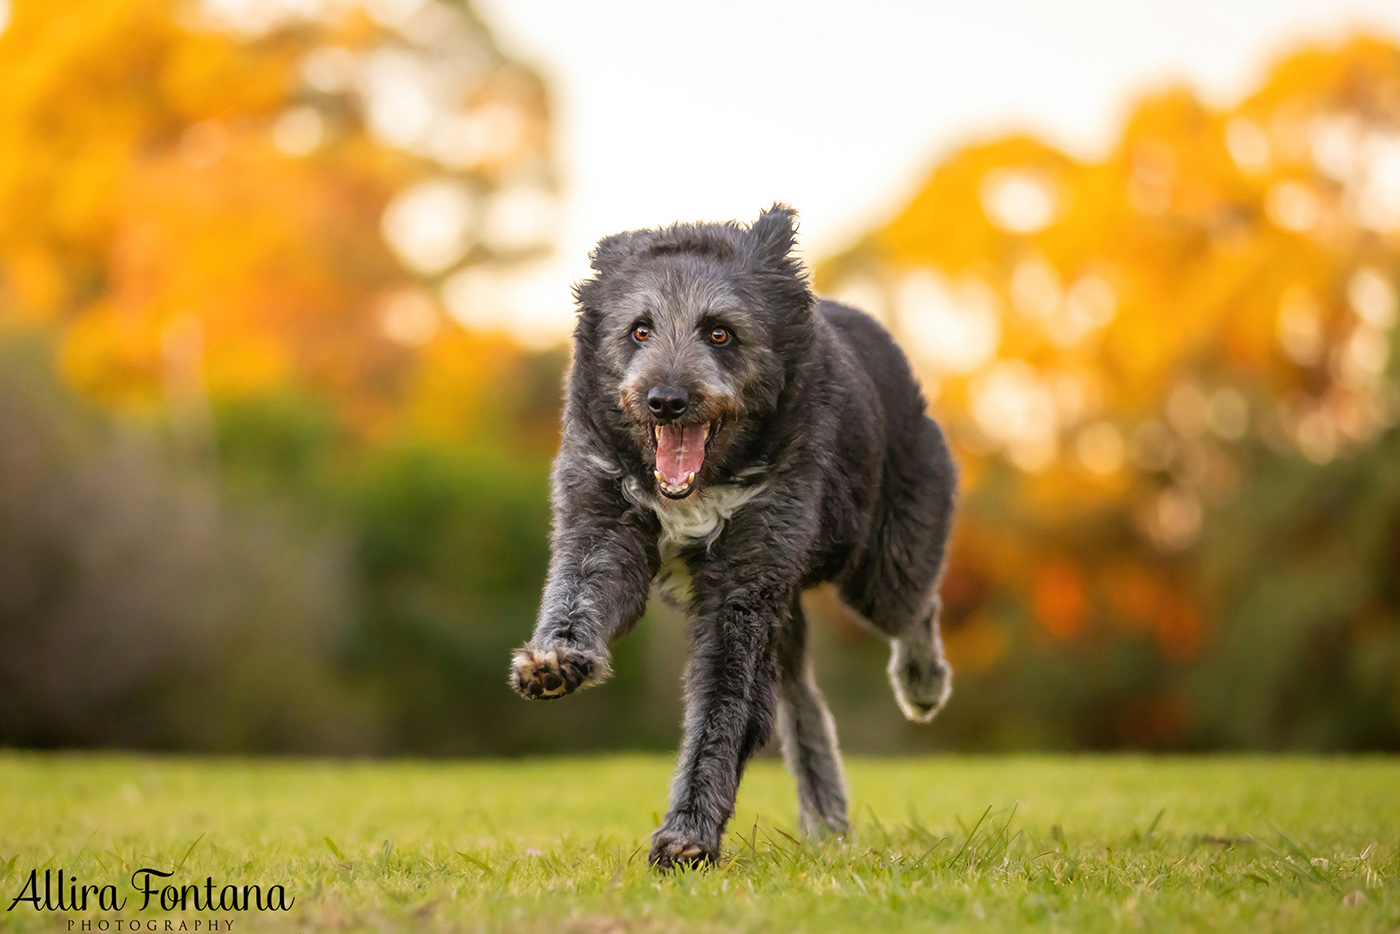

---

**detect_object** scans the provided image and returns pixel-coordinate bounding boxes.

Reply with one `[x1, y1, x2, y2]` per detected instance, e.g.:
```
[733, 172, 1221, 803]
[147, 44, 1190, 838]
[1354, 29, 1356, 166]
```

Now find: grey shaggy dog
[509, 204, 957, 870]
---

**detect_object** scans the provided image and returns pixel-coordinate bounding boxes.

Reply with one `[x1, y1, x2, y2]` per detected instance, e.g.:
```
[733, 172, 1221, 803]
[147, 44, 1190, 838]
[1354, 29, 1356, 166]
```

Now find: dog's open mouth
[649, 421, 719, 499]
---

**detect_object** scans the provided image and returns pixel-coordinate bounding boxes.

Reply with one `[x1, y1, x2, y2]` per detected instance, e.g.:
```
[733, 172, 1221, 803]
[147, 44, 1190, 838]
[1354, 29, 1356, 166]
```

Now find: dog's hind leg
[776, 595, 849, 837]
[882, 592, 953, 723]
[839, 416, 957, 723]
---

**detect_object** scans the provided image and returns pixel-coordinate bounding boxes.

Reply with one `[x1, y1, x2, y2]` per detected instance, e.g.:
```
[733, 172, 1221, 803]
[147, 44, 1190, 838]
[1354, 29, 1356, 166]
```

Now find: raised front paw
[509, 642, 608, 700]
[648, 819, 719, 872]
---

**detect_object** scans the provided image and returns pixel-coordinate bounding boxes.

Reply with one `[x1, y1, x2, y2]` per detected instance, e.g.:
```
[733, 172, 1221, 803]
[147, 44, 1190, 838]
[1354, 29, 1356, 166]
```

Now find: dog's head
[572, 204, 814, 500]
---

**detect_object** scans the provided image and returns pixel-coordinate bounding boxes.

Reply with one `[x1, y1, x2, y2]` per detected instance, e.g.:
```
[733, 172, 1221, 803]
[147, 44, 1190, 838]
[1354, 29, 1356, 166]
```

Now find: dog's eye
[709, 327, 731, 345]
[632, 325, 651, 343]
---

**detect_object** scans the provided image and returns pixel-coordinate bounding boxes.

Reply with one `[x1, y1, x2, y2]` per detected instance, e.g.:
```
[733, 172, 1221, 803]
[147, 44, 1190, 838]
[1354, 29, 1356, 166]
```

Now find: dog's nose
[647, 386, 689, 422]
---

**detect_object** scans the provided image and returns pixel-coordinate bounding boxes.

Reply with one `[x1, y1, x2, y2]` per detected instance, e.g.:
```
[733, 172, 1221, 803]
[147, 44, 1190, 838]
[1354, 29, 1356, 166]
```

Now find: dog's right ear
[575, 230, 642, 315]
[588, 231, 640, 274]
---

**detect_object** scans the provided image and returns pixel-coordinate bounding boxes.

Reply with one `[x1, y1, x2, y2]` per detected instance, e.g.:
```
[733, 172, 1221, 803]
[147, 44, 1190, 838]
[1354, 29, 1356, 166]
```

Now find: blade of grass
[457, 852, 492, 875]
[173, 832, 204, 875]
[944, 804, 994, 868]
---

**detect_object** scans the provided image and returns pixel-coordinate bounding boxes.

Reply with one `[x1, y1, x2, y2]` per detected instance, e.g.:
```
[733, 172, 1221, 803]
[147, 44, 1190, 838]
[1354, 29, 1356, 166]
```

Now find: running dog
[509, 205, 957, 870]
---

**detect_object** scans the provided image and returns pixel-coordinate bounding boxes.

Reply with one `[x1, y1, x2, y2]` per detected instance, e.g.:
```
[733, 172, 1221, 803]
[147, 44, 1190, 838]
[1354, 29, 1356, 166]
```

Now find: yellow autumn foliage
[0, 0, 555, 437]
[819, 36, 1400, 659]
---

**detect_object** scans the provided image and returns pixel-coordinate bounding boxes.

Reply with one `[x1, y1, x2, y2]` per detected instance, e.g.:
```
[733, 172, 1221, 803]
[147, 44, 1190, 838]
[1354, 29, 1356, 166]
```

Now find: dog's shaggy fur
[510, 205, 957, 870]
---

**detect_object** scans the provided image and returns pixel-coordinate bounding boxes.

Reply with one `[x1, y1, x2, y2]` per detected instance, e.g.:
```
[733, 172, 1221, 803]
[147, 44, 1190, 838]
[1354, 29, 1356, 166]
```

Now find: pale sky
[469, 0, 1400, 344]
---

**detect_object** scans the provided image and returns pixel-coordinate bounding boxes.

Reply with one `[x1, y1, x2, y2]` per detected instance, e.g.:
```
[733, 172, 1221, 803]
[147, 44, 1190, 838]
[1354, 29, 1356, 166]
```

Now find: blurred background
[2, 0, 1400, 755]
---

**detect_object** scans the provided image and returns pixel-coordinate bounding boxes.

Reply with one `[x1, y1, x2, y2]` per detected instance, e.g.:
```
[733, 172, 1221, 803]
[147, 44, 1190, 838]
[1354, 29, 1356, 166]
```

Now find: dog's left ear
[749, 203, 798, 268]
[748, 204, 813, 321]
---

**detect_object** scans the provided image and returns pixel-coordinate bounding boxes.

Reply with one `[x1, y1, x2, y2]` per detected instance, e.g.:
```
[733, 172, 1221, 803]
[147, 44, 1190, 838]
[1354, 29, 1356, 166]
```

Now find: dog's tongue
[656, 424, 706, 487]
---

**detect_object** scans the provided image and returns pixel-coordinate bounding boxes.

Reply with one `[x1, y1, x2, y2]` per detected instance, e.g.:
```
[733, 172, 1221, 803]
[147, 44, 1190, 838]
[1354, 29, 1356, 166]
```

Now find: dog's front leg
[510, 460, 658, 701]
[649, 558, 796, 870]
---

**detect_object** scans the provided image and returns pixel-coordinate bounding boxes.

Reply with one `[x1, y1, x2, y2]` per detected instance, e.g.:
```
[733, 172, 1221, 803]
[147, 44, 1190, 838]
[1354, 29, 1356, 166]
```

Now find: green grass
[0, 753, 1395, 932]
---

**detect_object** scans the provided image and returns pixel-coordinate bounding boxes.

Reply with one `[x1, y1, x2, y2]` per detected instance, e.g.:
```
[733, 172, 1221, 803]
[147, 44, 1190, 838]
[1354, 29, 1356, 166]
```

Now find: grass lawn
[0, 753, 1396, 932]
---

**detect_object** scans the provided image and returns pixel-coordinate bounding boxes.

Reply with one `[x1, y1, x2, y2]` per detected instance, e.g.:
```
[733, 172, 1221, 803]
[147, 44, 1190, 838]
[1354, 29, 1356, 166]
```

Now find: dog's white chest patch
[653, 557, 694, 609]
[646, 483, 765, 608]
[652, 482, 766, 561]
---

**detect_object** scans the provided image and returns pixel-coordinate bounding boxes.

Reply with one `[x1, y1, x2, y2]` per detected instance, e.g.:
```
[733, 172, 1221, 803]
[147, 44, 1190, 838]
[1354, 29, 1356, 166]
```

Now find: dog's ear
[588, 231, 642, 274]
[575, 230, 643, 314]
[747, 204, 813, 322]
[749, 203, 798, 267]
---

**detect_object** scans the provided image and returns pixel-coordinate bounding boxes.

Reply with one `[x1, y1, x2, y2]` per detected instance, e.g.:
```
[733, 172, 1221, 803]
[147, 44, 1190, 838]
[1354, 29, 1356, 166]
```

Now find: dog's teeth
[685, 472, 695, 485]
[654, 470, 664, 483]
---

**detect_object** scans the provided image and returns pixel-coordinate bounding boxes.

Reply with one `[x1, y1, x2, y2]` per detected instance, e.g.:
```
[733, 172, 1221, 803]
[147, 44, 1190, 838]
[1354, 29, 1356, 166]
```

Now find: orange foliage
[941, 613, 1010, 675]
[820, 36, 1400, 666]
[0, 0, 555, 441]
[1032, 560, 1087, 641]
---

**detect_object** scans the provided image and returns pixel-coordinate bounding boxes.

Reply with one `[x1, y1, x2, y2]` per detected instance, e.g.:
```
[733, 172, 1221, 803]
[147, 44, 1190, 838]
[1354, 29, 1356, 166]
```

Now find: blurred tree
[3, 5, 1398, 753]
[0, 340, 374, 752]
[0, 0, 558, 440]
[0, 0, 575, 754]
[818, 36, 1400, 749]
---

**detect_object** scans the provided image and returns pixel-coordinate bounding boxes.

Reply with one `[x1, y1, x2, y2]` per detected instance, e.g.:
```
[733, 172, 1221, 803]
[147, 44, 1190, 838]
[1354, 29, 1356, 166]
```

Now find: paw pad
[509, 644, 602, 700]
